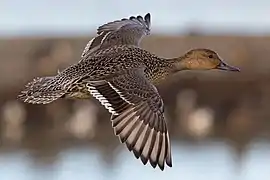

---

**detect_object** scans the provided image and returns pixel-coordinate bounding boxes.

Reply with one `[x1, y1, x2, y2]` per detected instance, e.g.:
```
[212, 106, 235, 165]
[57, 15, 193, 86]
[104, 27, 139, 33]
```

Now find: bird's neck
[147, 56, 187, 85]
[166, 55, 188, 72]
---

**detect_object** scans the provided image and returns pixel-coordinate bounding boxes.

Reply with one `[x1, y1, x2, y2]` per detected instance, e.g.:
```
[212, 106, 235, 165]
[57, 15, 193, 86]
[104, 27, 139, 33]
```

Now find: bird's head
[171, 49, 240, 72]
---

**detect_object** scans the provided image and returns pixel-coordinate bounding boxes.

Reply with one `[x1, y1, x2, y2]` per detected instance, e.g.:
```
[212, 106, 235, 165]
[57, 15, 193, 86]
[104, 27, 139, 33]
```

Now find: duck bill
[216, 61, 240, 72]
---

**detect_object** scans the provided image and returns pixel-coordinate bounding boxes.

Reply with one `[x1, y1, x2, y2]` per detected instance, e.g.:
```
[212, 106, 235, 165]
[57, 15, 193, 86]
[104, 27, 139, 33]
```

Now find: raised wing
[85, 68, 172, 170]
[81, 13, 151, 57]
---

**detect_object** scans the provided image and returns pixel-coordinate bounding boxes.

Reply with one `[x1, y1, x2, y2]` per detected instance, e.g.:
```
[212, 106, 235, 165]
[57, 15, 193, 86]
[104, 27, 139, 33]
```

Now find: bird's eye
[208, 55, 213, 58]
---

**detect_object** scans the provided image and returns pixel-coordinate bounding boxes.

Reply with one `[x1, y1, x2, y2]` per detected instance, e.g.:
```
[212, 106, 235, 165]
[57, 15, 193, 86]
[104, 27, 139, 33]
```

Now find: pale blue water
[0, 141, 269, 180]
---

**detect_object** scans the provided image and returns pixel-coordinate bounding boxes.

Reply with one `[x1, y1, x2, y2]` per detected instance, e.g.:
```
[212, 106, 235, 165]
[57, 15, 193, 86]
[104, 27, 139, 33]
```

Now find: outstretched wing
[81, 13, 151, 57]
[85, 68, 172, 170]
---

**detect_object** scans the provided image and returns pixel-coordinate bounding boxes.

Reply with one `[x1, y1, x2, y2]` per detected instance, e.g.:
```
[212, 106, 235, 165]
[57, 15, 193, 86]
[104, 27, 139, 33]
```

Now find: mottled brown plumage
[18, 13, 240, 171]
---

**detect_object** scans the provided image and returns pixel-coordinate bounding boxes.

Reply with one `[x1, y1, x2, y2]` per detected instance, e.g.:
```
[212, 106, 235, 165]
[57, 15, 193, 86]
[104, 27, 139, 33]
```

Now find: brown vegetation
[0, 35, 269, 156]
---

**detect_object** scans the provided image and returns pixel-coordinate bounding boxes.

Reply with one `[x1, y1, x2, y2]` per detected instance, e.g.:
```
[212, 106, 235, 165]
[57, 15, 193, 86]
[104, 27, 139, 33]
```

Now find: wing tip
[133, 150, 141, 159]
[145, 13, 151, 19]
[149, 159, 158, 168]
[158, 164, 165, 171]
[140, 155, 148, 165]
[125, 141, 134, 151]
[144, 13, 151, 27]
[166, 156, 173, 167]
[141, 153, 166, 171]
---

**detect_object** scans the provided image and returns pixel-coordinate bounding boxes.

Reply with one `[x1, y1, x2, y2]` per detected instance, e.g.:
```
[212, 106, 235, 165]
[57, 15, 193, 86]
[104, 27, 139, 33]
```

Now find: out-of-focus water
[0, 140, 269, 180]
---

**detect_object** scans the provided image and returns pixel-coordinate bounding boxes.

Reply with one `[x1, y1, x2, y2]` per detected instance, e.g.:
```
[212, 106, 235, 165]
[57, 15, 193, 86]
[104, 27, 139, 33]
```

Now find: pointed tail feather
[18, 76, 65, 104]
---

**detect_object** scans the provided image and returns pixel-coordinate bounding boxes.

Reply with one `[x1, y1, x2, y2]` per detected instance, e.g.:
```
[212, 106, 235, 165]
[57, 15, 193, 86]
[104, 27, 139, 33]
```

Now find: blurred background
[1, 0, 270, 180]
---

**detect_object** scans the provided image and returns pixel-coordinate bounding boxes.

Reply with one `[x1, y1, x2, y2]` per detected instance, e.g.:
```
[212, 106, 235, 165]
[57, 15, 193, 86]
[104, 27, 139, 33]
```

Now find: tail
[18, 76, 65, 104]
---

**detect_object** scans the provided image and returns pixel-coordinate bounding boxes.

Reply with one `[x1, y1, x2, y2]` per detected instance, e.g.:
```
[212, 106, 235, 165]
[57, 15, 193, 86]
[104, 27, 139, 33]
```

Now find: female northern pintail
[18, 13, 240, 170]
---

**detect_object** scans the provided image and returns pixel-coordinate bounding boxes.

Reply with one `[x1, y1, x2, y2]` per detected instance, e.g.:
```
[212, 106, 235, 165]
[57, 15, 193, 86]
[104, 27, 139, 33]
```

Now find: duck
[18, 13, 240, 171]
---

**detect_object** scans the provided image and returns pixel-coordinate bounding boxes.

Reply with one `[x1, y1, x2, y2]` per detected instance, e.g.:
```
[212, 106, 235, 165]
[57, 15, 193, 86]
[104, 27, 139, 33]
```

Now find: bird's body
[18, 13, 240, 170]
[65, 45, 172, 84]
[23, 45, 176, 102]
